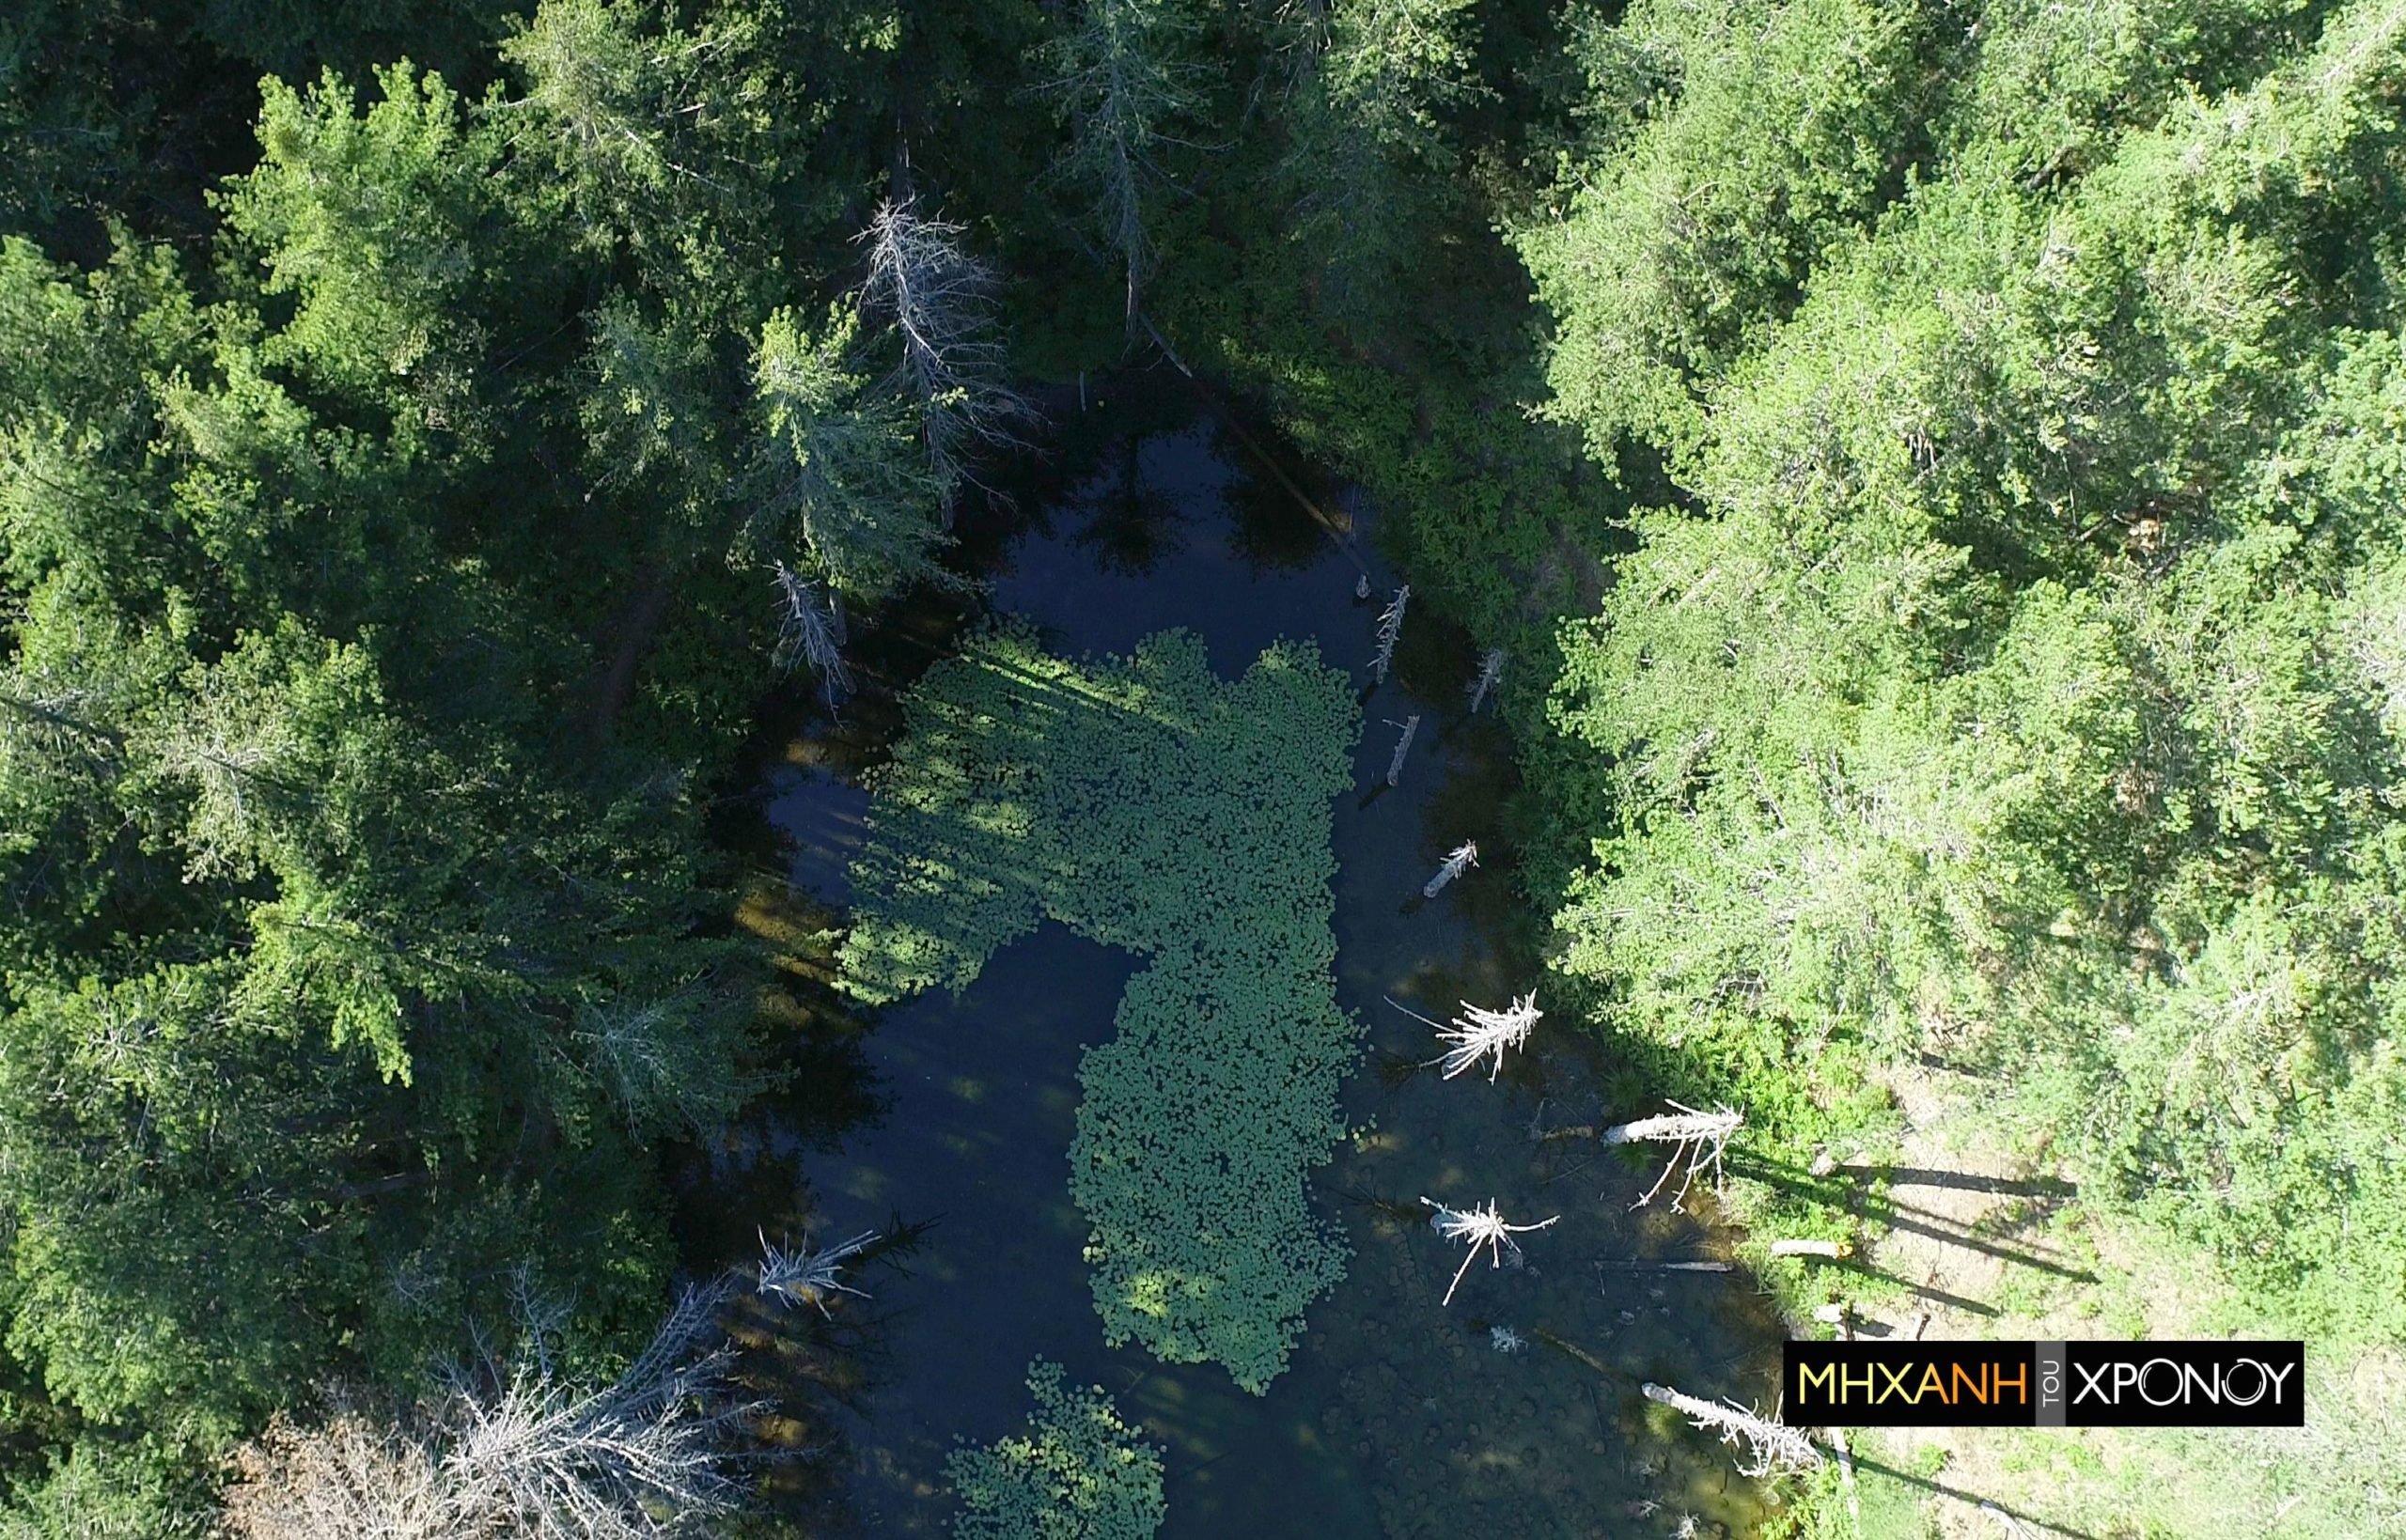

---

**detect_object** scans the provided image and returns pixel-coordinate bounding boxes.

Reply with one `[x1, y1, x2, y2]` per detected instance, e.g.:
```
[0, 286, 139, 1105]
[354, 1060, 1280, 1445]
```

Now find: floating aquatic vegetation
[839, 625, 1360, 1391]
[947, 1359, 1165, 1540]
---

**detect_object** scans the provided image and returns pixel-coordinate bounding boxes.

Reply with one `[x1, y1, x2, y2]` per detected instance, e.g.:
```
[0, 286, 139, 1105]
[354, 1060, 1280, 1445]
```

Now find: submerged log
[1384, 714, 1420, 786]
[1466, 647, 1504, 714]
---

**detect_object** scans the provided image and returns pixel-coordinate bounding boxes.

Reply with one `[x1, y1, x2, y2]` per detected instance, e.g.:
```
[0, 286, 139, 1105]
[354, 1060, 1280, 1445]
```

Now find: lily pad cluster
[946, 1359, 1166, 1540]
[840, 625, 1360, 1391]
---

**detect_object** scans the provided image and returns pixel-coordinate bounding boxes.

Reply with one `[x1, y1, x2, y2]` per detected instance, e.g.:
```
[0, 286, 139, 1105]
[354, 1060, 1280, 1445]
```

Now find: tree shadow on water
[1069, 432, 1187, 576]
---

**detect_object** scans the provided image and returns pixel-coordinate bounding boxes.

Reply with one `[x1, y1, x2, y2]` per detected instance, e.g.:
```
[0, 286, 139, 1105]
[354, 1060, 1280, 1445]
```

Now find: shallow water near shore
[679, 375, 1786, 1539]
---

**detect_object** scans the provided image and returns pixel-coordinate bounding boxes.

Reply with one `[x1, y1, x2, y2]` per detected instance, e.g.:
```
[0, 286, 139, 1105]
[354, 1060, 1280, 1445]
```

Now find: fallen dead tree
[1605, 1102, 1741, 1212]
[1641, 1381, 1822, 1477]
[1424, 1197, 1558, 1306]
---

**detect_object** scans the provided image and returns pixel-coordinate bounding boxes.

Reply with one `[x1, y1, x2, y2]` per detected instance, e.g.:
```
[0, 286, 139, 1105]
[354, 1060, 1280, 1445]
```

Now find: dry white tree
[222, 1402, 465, 1540]
[772, 561, 851, 711]
[1441, 992, 1540, 1081]
[222, 1231, 883, 1540]
[1370, 584, 1410, 683]
[858, 196, 1033, 491]
[1422, 839, 1478, 897]
[1641, 1382, 1822, 1477]
[222, 1276, 753, 1540]
[756, 1229, 881, 1317]
[1465, 647, 1503, 714]
[1383, 713, 1420, 786]
[440, 1278, 752, 1540]
[570, 971, 748, 1138]
[1386, 991, 1540, 1081]
[1605, 1101, 1742, 1212]
[1423, 1197, 1558, 1306]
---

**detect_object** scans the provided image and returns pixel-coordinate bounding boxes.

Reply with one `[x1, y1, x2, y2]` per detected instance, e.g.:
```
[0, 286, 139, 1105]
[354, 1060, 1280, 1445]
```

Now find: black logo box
[1784, 1341, 2304, 1427]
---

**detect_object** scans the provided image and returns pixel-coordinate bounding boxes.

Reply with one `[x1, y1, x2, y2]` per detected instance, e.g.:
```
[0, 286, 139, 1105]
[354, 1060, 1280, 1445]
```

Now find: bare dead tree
[570, 970, 749, 1138]
[1383, 713, 1419, 786]
[857, 197, 1034, 492]
[1370, 584, 1409, 683]
[1439, 993, 1539, 1081]
[222, 1277, 750, 1540]
[1423, 1197, 1558, 1306]
[151, 671, 308, 880]
[220, 1229, 882, 1540]
[1641, 1382, 1822, 1478]
[1465, 647, 1504, 714]
[439, 1279, 752, 1540]
[1387, 991, 1540, 1081]
[772, 562, 851, 711]
[222, 1404, 458, 1540]
[1605, 1102, 1742, 1213]
[756, 1229, 880, 1317]
[1422, 839, 1477, 897]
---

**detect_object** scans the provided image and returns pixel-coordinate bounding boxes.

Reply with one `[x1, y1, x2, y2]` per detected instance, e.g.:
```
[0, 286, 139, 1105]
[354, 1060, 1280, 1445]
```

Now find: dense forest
[2, 0, 2401, 1535]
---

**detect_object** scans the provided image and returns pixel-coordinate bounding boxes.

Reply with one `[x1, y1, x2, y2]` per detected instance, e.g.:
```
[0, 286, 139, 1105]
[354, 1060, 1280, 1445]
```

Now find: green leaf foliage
[0, 0, 976, 1515]
[1527, 0, 2406, 1341]
[840, 627, 1361, 1391]
[1518, 0, 1950, 465]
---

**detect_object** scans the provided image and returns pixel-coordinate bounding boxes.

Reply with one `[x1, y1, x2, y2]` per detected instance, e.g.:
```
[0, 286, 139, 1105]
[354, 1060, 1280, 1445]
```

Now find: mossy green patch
[839, 625, 1361, 1391]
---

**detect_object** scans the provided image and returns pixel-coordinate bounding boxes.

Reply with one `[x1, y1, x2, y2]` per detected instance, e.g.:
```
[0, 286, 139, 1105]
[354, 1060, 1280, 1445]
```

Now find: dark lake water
[679, 374, 1785, 1540]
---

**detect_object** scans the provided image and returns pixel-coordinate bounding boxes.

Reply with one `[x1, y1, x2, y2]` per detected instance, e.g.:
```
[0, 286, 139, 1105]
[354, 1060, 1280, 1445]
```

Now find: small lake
[677, 373, 1785, 1540]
